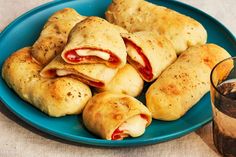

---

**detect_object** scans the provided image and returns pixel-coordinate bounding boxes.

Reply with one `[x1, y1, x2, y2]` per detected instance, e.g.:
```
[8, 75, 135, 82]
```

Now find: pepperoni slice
[42, 69, 104, 88]
[140, 114, 149, 123]
[111, 114, 148, 140]
[63, 47, 120, 66]
[111, 128, 123, 140]
[123, 38, 153, 81]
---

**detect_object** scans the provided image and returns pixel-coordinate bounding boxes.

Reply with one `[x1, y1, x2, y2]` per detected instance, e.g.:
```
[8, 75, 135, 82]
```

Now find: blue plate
[0, 0, 235, 147]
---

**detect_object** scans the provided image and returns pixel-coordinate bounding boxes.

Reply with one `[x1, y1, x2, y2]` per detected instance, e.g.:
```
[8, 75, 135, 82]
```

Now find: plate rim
[0, 0, 235, 147]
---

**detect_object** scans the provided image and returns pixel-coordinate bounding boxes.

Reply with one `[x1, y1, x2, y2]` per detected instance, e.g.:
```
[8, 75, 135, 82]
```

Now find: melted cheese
[126, 44, 145, 66]
[119, 115, 147, 137]
[56, 70, 73, 76]
[76, 49, 110, 60]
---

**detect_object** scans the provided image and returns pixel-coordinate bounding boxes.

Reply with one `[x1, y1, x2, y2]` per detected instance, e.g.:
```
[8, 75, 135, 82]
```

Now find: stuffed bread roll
[32, 8, 85, 65]
[146, 44, 231, 121]
[106, 0, 207, 54]
[40, 54, 117, 88]
[98, 64, 144, 97]
[61, 16, 127, 68]
[83, 92, 152, 140]
[2, 47, 92, 117]
[122, 31, 176, 82]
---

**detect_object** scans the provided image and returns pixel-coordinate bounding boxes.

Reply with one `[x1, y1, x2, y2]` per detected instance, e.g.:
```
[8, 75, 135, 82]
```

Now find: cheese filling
[126, 44, 145, 66]
[56, 70, 74, 76]
[55, 69, 104, 87]
[118, 114, 147, 137]
[75, 49, 110, 60]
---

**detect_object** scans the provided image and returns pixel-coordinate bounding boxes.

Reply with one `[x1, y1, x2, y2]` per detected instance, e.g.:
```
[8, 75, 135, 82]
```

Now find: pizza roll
[40, 55, 117, 88]
[32, 8, 85, 65]
[122, 31, 176, 82]
[82, 92, 152, 140]
[106, 0, 207, 54]
[146, 44, 231, 121]
[98, 64, 144, 97]
[61, 16, 127, 68]
[2, 47, 92, 117]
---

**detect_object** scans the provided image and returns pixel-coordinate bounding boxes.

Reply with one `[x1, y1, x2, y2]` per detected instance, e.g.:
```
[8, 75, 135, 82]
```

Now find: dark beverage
[212, 79, 236, 157]
[213, 122, 236, 157]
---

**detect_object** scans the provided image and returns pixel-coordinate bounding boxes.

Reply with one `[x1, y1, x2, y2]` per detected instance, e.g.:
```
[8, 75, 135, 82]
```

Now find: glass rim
[210, 56, 236, 98]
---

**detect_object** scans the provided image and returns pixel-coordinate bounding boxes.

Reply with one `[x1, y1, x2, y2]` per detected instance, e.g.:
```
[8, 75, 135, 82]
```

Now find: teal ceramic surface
[0, 0, 235, 147]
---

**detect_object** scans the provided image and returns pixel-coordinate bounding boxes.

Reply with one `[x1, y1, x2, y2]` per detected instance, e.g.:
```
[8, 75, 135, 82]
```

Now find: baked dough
[2, 47, 92, 117]
[40, 54, 117, 88]
[32, 8, 85, 65]
[146, 44, 231, 120]
[106, 0, 207, 54]
[83, 92, 152, 140]
[61, 16, 127, 68]
[98, 64, 144, 97]
[122, 31, 176, 82]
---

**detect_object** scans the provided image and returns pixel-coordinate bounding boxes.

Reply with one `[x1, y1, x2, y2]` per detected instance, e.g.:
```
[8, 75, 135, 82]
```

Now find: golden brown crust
[106, 0, 207, 54]
[98, 64, 144, 97]
[61, 16, 127, 68]
[146, 44, 231, 120]
[122, 31, 176, 81]
[32, 8, 85, 65]
[40, 54, 118, 88]
[2, 47, 92, 117]
[82, 92, 152, 140]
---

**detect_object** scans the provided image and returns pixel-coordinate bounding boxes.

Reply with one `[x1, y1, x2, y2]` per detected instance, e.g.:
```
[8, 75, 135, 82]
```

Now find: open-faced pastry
[122, 31, 176, 82]
[32, 8, 85, 65]
[98, 64, 144, 97]
[146, 44, 231, 121]
[40, 54, 117, 88]
[61, 16, 127, 68]
[106, 0, 207, 54]
[83, 92, 152, 140]
[2, 47, 92, 117]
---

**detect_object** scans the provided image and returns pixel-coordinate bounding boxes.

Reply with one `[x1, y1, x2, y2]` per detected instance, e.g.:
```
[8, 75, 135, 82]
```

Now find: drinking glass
[210, 57, 236, 157]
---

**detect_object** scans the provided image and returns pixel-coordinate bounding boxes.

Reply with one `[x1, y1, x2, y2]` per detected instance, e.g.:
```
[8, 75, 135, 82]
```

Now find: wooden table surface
[0, 0, 235, 157]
